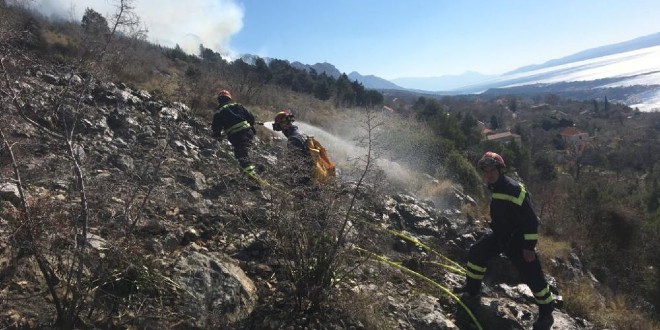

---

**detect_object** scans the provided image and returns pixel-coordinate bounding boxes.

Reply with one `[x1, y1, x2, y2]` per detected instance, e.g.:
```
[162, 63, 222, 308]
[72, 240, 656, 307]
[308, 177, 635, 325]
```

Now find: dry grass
[460, 202, 488, 227]
[41, 28, 76, 48]
[332, 285, 395, 329]
[561, 280, 606, 322]
[537, 236, 572, 261]
[538, 237, 659, 329]
[418, 178, 453, 199]
[562, 279, 660, 330]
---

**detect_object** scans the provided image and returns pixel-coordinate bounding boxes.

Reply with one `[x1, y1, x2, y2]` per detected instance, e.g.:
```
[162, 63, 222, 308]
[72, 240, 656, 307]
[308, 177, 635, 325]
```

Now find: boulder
[0, 182, 22, 207]
[172, 250, 257, 328]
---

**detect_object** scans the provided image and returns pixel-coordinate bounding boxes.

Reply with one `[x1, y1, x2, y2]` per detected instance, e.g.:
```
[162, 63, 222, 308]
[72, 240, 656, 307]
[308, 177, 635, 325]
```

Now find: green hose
[355, 247, 483, 330]
[388, 229, 466, 274]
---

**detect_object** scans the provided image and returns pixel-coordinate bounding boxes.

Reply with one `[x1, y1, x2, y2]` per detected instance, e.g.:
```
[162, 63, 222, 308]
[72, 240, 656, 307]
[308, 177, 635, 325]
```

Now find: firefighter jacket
[212, 102, 256, 139]
[282, 126, 309, 155]
[487, 174, 539, 250]
[281, 126, 336, 183]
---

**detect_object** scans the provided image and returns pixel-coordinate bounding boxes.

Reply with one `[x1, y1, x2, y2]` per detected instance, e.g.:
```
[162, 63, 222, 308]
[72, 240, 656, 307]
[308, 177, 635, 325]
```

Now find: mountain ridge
[366, 32, 660, 111]
[390, 70, 495, 91]
[504, 31, 660, 75]
[280, 32, 660, 110]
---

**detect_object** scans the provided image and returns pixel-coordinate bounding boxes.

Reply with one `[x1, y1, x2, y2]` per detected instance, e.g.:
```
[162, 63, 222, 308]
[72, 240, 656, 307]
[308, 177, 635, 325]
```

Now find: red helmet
[217, 89, 232, 100]
[272, 111, 294, 131]
[274, 111, 294, 124]
[478, 151, 506, 170]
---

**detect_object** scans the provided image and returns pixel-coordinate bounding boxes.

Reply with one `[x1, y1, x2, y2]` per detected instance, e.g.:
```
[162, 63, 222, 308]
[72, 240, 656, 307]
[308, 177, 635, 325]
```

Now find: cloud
[27, 0, 244, 56]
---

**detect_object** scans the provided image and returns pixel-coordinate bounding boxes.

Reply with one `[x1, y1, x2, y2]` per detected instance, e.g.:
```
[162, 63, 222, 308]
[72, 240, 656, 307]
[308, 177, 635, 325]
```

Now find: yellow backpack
[305, 136, 336, 183]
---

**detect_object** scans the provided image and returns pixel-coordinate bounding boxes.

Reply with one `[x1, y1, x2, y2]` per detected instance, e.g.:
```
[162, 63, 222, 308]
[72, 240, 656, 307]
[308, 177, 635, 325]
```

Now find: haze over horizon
[25, 0, 660, 80]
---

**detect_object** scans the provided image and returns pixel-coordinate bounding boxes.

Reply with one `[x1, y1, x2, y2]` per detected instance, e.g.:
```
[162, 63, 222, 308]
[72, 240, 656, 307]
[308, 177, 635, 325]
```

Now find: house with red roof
[484, 131, 521, 144]
[559, 127, 589, 144]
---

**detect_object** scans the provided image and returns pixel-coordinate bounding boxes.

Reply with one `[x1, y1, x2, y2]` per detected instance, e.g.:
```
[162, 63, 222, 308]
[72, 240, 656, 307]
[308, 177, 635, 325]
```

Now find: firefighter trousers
[465, 234, 554, 308]
[228, 130, 255, 173]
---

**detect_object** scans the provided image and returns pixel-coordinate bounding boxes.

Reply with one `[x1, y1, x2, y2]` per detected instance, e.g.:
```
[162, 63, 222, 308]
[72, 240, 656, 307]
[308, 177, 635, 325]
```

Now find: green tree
[199, 44, 224, 62]
[81, 8, 109, 37]
[533, 154, 557, 181]
[646, 164, 660, 212]
[490, 115, 499, 129]
[593, 99, 600, 115]
[460, 113, 482, 146]
[442, 150, 483, 198]
[351, 80, 367, 106]
[313, 74, 333, 101]
[269, 59, 295, 87]
[365, 90, 384, 106]
[416, 98, 440, 121]
[413, 96, 427, 112]
[604, 96, 610, 113]
[544, 93, 560, 106]
[334, 74, 354, 107]
[166, 44, 188, 61]
[506, 95, 518, 113]
[430, 109, 465, 148]
[254, 58, 272, 84]
[292, 71, 314, 93]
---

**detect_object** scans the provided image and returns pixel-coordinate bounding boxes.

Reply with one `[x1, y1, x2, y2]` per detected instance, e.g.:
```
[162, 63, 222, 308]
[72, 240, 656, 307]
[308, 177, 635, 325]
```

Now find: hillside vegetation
[1, 2, 660, 329]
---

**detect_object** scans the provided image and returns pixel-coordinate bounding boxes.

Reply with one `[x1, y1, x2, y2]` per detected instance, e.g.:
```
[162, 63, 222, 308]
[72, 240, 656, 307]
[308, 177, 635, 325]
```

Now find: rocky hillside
[0, 41, 602, 330]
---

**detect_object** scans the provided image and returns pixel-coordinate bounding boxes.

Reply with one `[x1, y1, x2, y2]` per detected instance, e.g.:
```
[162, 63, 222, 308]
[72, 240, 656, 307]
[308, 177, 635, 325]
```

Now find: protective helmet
[477, 151, 506, 170]
[217, 89, 232, 100]
[272, 111, 294, 131]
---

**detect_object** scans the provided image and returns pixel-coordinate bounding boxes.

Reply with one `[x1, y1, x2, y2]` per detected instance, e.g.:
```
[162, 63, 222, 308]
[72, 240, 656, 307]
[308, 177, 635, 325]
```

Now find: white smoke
[291, 121, 455, 207]
[26, 0, 244, 56]
[265, 121, 421, 188]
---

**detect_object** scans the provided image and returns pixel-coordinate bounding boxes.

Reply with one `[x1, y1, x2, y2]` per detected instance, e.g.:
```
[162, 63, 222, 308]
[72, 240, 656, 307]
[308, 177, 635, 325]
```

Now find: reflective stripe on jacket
[212, 102, 255, 138]
[488, 175, 539, 249]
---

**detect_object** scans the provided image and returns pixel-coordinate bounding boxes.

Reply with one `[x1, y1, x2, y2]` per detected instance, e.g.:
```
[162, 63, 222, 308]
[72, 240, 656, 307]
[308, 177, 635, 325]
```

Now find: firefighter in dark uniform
[454, 151, 555, 330]
[212, 89, 257, 178]
[272, 110, 313, 184]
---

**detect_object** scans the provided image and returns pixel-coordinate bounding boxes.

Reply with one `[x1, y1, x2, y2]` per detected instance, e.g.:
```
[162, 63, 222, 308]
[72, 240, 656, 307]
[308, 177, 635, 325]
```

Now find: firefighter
[454, 151, 555, 330]
[211, 89, 257, 178]
[272, 111, 335, 184]
[272, 110, 312, 184]
[272, 111, 308, 155]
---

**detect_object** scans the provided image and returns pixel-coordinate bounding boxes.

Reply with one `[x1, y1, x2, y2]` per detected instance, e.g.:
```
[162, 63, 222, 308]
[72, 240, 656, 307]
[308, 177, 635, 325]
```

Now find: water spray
[262, 120, 454, 208]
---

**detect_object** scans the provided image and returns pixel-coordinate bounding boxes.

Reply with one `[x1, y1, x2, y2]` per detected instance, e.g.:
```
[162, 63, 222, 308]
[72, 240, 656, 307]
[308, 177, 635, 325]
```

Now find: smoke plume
[26, 0, 244, 56]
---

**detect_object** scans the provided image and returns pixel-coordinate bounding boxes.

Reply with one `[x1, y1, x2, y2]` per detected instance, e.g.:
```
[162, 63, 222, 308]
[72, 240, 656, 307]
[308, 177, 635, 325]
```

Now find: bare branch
[127, 138, 170, 234]
[0, 128, 28, 213]
[0, 126, 64, 318]
[1, 57, 63, 139]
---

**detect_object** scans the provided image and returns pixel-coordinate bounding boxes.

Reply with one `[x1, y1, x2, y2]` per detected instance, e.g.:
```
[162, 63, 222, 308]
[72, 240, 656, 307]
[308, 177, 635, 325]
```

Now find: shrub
[442, 150, 483, 199]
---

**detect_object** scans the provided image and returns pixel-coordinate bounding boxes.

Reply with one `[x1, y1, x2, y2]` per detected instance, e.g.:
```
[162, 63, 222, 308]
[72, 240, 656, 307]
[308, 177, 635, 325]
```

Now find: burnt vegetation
[1, 2, 660, 329]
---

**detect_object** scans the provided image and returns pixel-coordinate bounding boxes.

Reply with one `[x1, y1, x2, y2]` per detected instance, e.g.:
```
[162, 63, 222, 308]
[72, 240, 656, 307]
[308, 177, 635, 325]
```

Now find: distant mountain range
[390, 71, 495, 91]
[503, 32, 660, 75]
[288, 61, 403, 90]
[244, 32, 660, 111]
[453, 33, 660, 111]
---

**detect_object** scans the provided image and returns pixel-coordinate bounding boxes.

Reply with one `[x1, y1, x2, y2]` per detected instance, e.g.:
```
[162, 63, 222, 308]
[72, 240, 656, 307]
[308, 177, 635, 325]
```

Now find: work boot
[533, 303, 554, 330]
[452, 278, 482, 298]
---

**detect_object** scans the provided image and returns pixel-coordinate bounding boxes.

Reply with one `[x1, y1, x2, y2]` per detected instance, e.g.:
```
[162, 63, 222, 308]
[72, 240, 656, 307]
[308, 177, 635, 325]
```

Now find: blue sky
[231, 0, 660, 79]
[32, 0, 660, 80]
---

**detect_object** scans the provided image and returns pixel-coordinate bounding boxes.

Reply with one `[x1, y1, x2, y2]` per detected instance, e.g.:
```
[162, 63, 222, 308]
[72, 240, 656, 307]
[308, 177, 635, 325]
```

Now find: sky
[26, 0, 660, 80]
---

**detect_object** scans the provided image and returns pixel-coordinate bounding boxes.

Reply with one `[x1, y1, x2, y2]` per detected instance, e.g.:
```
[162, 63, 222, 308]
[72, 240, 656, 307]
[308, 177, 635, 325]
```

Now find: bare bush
[252, 107, 386, 315]
[0, 2, 169, 327]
